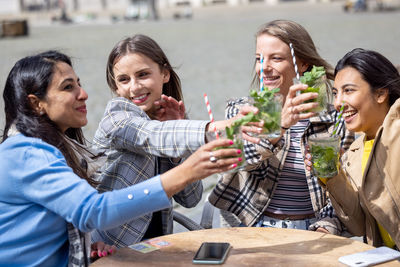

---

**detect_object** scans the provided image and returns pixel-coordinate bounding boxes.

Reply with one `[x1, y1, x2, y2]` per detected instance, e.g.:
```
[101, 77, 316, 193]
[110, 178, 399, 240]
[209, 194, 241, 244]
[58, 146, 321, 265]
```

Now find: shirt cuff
[105, 175, 171, 227]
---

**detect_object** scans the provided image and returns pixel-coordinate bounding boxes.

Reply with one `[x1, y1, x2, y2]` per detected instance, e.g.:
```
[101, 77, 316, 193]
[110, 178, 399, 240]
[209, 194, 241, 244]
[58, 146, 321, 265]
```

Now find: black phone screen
[193, 242, 231, 263]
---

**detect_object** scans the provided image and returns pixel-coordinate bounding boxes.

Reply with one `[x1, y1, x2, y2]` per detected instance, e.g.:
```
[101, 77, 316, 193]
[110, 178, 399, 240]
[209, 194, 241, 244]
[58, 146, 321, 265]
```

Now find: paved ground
[0, 1, 399, 235]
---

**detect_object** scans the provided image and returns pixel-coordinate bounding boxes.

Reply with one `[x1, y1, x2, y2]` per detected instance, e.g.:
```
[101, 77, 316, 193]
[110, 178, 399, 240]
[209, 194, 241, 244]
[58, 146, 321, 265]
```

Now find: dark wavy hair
[335, 48, 400, 106]
[106, 34, 184, 103]
[2, 50, 96, 185]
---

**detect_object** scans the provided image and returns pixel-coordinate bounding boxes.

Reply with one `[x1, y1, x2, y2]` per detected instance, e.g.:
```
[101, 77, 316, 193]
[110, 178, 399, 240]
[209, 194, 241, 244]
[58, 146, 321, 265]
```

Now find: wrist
[281, 126, 289, 130]
[160, 165, 192, 198]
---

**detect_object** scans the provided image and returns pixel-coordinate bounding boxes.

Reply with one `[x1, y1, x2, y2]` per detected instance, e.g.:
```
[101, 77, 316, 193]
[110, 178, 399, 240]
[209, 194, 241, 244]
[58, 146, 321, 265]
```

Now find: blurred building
[0, 0, 304, 15]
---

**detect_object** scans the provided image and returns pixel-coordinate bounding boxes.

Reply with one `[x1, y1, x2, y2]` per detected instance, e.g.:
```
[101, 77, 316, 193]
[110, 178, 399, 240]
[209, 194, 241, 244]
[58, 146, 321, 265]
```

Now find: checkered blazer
[91, 97, 207, 247]
[208, 97, 355, 235]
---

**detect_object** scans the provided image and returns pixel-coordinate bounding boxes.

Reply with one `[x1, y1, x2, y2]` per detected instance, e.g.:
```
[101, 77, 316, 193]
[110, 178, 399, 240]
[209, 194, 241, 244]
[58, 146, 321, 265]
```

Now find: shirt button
[144, 189, 149, 195]
[347, 162, 351, 166]
[128, 194, 133, 199]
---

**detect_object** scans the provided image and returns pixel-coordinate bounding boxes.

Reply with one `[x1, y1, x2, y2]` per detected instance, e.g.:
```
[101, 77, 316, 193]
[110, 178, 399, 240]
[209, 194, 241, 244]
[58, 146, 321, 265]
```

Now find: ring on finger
[209, 151, 218, 163]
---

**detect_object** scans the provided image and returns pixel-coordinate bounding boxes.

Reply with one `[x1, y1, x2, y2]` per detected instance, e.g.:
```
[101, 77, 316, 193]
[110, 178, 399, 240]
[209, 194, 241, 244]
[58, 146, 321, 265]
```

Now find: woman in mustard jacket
[306, 48, 400, 249]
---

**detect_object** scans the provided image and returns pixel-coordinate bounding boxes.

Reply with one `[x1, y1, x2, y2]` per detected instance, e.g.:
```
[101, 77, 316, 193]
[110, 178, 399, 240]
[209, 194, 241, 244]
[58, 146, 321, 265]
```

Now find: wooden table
[91, 227, 400, 266]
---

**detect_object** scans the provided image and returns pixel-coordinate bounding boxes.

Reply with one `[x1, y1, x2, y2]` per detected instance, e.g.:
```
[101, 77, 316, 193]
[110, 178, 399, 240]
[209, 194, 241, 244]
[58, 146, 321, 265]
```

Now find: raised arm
[94, 97, 207, 159]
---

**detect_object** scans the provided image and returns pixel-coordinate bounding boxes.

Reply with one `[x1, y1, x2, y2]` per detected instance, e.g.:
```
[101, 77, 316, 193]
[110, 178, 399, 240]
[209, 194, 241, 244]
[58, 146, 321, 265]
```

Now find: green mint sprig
[225, 112, 258, 140]
[249, 88, 280, 103]
[300, 66, 325, 87]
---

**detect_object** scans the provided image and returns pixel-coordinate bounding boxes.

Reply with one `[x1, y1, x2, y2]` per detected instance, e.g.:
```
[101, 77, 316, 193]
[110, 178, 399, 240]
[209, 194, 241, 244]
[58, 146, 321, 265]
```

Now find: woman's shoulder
[226, 96, 249, 108]
[107, 97, 145, 114]
[225, 96, 249, 118]
[1, 134, 63, 161]
[94, 98, 150, 144]
[100, 97, 149, 123]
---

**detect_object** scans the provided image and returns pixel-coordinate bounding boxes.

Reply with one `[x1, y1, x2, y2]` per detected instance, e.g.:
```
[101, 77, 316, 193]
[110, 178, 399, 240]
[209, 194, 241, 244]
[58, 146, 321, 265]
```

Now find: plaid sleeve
[308, 108, 355, 235]
[309, 197, 344, 235]
[173, 180, 203, 208]
[94, 97, 208, 159]
[158, 157, 203, 208]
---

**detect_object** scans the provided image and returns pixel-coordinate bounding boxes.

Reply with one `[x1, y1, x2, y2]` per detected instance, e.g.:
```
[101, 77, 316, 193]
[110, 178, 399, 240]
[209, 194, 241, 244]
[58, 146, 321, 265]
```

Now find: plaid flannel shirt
[91, 97, 206, 247]
[208, 97, 355, 234]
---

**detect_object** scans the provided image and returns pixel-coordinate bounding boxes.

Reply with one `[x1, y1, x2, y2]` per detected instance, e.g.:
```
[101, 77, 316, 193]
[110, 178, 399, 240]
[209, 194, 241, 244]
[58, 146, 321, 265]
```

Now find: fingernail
[229, 140, 234, 145]
[98, 252, 102, 257]
[108, 249, 114, 254]
[91, 251, 97, 258]
[238, 158, 242, 162]
[237, 149, 241, 154]
[102, 251, 107, 257]
[231, 163, 237, 168]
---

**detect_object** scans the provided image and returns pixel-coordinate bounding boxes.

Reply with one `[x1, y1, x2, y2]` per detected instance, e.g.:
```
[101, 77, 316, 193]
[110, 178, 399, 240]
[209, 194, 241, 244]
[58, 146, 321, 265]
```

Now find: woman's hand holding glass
[280, 83, 319, 130]
[210, 105, 264, 145]
[160, 138, 242, 197]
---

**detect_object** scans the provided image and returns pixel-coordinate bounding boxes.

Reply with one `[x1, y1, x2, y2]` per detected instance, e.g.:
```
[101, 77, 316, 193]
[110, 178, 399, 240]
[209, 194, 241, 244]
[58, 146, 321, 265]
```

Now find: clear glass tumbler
[309, 135, 340, 178]
[206, 129, 247, 173]
[250, 93, 283, 139]
[297, 76, 333, 116]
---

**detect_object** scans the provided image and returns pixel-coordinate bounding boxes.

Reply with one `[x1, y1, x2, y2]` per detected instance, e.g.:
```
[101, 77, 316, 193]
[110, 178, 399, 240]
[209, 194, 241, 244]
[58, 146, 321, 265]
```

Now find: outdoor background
[1, 1, 399, 232]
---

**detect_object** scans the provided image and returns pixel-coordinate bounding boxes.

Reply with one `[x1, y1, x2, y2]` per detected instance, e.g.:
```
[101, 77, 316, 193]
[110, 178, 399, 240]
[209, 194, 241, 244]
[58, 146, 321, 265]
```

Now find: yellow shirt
[362, 139, 395, 248]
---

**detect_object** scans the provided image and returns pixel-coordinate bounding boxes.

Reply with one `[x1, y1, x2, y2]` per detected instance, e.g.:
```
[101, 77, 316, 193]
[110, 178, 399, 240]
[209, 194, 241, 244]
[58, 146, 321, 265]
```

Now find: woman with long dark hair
[306, 48, 400, 249]
[0, 50, 242, 266]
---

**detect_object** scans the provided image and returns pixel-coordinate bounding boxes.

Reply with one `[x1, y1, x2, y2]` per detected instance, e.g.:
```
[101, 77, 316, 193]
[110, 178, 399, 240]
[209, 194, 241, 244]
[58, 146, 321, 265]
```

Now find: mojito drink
[249, 89, 282, 139]
[309, 135, 340, 178]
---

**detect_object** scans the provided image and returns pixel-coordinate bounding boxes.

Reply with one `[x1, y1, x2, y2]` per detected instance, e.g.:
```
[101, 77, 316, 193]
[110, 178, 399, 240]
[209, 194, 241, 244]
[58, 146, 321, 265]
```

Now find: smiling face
[36, 62, 88, 133]
[256, 33, 308, 98]
[333, 67, 389, 139]
[113, 52, 170, 114]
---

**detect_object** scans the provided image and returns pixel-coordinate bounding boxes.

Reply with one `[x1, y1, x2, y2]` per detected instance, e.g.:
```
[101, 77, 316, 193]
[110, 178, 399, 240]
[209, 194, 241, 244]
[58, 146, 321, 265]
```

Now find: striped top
[265, 119, 314, 215]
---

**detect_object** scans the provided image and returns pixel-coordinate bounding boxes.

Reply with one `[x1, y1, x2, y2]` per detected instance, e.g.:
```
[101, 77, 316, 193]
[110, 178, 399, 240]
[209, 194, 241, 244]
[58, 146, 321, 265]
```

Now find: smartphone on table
[193, 242, 231, 265]
[338, 246, 400, 267]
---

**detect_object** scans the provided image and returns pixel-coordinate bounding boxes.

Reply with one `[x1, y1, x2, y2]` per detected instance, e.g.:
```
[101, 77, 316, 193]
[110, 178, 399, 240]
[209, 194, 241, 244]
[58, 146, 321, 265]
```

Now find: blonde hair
[252, 20, 333, 87]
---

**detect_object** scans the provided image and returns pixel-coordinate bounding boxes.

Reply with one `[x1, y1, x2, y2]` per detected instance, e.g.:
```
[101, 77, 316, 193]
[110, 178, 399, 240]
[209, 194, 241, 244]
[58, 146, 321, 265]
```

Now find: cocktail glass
[206, 129, 247, 173]
[300, 75, 333, 115]
[309, 135, 340, 178]
[250, 93, 282, 139]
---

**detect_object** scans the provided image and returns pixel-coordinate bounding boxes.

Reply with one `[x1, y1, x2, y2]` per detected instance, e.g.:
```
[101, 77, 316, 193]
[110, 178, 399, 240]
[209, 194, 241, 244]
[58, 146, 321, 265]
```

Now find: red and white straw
[204, 93, 219, 139]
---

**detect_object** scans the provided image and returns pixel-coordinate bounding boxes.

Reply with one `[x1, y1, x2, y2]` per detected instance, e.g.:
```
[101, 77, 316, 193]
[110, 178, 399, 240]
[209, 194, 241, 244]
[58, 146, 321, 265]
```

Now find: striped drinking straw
[289, 43, 300, 81]
[204, 93, 219, 139]
[332, 103, 345, 136]
[259, 53, 264, 92]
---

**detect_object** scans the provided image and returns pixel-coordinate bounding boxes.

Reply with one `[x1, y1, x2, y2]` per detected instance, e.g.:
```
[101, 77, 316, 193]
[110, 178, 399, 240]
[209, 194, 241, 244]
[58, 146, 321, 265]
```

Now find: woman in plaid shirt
[91, 35, 262, 247]
[209, 20, 354, 234]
